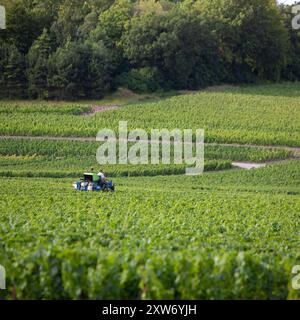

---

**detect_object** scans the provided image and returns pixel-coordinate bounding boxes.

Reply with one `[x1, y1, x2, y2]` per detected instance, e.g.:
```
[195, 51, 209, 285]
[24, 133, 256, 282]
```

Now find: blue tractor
[73, 173, 115, 192]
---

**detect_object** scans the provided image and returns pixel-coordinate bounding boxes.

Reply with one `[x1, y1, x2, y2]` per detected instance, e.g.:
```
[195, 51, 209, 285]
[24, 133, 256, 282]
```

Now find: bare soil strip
[206, 142, 300, 154]
[232, 162, 267, 170]
[82, 105, 119, 116]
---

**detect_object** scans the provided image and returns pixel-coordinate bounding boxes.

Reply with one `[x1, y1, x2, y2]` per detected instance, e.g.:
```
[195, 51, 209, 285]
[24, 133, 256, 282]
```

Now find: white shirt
[97, 172, 105, 180]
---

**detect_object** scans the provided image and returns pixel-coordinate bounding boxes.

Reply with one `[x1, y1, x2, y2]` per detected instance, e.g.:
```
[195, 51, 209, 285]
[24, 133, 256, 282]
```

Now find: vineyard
[0, 162, 300, 299]
[0, 83, 300, 146]
[0, 138, 293, 178]
[0, 83, 300, 300]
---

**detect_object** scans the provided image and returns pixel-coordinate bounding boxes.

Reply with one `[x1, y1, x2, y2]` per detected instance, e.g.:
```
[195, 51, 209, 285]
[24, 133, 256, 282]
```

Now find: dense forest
[0, 0, 300, 99]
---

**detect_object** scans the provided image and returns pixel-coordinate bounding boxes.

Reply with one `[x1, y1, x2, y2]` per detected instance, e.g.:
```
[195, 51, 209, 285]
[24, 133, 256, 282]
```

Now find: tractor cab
[84, 173, 100, 183]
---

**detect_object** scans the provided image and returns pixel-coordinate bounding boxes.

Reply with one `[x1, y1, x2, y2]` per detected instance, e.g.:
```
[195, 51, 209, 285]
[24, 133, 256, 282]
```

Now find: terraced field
[0, 83, 300, 146]
[0, 138, 293, 178]
[0, 83, 299, 300]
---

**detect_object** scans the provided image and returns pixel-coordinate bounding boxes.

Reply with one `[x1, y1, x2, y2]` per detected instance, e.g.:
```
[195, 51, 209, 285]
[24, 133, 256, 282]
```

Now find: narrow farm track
[231, 158, 300, 170]
[81, 105, 119, 116]
[0, 135, 300, 155]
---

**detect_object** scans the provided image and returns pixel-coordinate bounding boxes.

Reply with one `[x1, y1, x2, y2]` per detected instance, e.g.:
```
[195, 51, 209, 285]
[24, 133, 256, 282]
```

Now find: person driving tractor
[97, 169, 107, 186]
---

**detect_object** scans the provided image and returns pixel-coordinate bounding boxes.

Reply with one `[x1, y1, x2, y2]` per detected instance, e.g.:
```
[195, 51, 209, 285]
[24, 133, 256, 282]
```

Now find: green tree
[280, 2, 300, 80]
[195, 0, 289, 81]
[27, 29, 54, 98]
[121, 7, 224, 89]
[2, 44, 27, 98]
[0, 42, 10, 96]
[115, 67, 164, 92]
[47, 41, 114, 99]
[50, 0, 89, 46]
[3, 0, 49, 54]
[78, 0, 115, 39]
[92, 0, 133, 47]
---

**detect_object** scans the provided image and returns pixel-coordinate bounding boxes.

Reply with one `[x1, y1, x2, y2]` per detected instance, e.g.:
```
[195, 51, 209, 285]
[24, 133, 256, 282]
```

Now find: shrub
[116, 67, 164, 93]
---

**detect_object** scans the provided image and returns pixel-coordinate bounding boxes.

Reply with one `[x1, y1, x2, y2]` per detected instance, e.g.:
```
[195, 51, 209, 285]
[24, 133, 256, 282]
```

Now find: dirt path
[0, 135, 299, 155]
[232, 156, 300, 170]
[0, 135, 97, 141]
[206, 142, 300, 154]
[232, 162, 267, 170]
[82, 105, 119, 116]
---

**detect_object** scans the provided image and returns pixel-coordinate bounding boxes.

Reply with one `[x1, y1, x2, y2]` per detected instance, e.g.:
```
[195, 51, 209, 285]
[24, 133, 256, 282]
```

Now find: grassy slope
[0, 83, 299, 146]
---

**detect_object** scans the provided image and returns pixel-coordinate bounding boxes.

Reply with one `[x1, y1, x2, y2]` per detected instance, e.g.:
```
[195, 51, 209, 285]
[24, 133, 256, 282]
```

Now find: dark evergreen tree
[3, 44, 27, 98]
[27, 29, 53, 98]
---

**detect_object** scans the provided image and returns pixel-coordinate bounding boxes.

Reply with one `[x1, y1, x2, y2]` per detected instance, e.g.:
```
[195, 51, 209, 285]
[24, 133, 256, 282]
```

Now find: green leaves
[0, 161, 300, 299]
[0, 83, 299, 146]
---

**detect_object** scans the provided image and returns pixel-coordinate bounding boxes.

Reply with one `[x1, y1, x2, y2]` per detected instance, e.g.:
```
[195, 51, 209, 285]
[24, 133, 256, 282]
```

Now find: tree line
[0, 0, 299, 100]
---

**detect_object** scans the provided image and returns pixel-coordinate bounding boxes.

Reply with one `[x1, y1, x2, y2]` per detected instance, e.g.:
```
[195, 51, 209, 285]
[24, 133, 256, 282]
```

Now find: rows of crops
[125, 161, 300, 195]
[0, 138, 293, 161]
[1, 157, 299, 192]
[0, 156, 232, 178]
[1, 83, 300, 300]
[0, 136, 294, 178]
[0, 161, 299, 299]
[0, 83, 300, 146]
[0, 155, 232, 178]
[0, 102, 91, 115]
